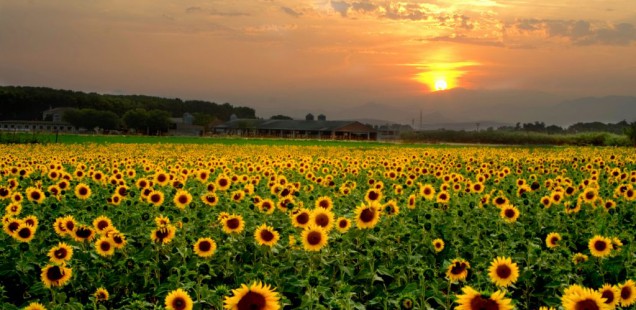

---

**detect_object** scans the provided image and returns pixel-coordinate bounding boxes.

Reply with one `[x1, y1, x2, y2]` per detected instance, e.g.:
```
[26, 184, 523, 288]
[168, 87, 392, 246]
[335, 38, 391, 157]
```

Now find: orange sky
[1, 0, 635, 122]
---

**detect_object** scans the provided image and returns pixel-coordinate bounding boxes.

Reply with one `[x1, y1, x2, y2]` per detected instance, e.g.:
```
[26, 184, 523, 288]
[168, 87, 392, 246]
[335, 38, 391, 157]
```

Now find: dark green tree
[122, 109, 149, 132]
[624, 121, 636, 146]
[146, 110, 171, 135]
[270, 115, 293, 120]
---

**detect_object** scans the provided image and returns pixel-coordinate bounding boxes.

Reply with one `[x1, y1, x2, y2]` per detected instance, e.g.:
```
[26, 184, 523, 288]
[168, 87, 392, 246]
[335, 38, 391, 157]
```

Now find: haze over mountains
[265, 89, 636, 128]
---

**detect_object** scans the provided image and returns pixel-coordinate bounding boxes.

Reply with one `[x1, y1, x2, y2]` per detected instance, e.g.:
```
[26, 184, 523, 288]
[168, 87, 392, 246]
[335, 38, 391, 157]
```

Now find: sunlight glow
[434, 79, 448, 91]
[409, 60, 480, 92]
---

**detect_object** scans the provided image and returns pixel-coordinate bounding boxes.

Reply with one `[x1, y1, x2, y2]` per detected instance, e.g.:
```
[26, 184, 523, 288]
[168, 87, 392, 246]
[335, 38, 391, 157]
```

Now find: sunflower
[23, 215, 39, 229]
[222, 215, 245, 234]
[11, 192, 23, 204]
[538, 307, 555, 310]
[619, 280, 636, 307]
[154, 172, 170, 187]
[492, 195, 509, 208]
[93, 215, 113, 235]
[72, 225, 96, 242]
[611, 237, 623, 252]
[155, 215, 171, 227]
[95, 236, 115, 257]
[193, 237, 217, 258]
[173, 190, 192, 210]
[419, 184, 436, 200]
[231, 190, 245, 202]
[201, 193, 219, 207]
[540, 196, 552, 208]
[471, 182, 485, 194]
[165, 288, 194, 310]
[223, 281, 280, 310]
[258, 199, 276, 215]
[580, 187, 598, 204]
[546, 232, 562, 249]
[13, 223, 36, 243]
[364, 188, 383, 204]
[407, 194, 417, 209]
[500, 204, 520, 223]
[147, 190, 165, 207]
[336, 217, 351, 233]
[109, 231, 127, 249]
[436, 191, 450, 204]
[74, 183, 92, 200]
[603, 199, 616, 212]
[151, 225, 177, 244]
[455, 286, 513, 310]
[48, 242, 73, 264]
[301, 225, 328, 251]
[446, 258, 470, 282]
[5, 202, 21, 216]
[550, 191, 564, 205]
[311, 208, 335, 231]
[382, 200, 400, 217]
[561, 287, 610, 310]
[597, 284, 620, 309]
[41, 264, 73, 288]
[432, 238, 444, 253]
[52, 217, 68, 236]
[0, 186, 10, 199]
[488, 256, 519, 287]
[24, 302, 47, 310]
[354, 202, 381, 229]
[26, 187, 45, 204]
[572, 253, 589, 265]
[315, 196, 333, 210]
[94, 287, 109, 301]
[216, 175, 232, 191]
[254, 224, 280, 247]
[588, 235, 613, 258]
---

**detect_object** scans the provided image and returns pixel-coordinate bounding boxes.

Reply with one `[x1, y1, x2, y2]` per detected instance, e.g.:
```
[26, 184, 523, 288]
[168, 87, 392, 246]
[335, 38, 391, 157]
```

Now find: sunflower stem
[445, 279, 452, 309]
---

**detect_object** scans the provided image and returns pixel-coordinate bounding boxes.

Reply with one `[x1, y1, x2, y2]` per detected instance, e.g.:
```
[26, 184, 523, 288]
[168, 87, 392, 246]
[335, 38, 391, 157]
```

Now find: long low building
[214, 118, 378, 140]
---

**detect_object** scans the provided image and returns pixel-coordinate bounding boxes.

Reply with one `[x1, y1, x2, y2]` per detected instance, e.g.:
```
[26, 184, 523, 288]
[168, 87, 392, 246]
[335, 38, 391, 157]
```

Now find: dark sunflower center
[307, 231, 323, 245]
[79, 188, 88, 195]
[495, 197, 505, 205]
[360, 208, 376, 223]
[76, 227, 92, 238]
[18, 227, 32, 238]
[261, 202, 271, 210]
[574, 298, 600, 310]
[280, 188, 290, 197]
[198, 240, 212, 252]
[496, 264, 512, 279]
[319, 200, 329, 208]
[315, 214, 330, 227]
[156, 228, 169, 239]
[469, 295, 499, 310]
[296, 213, 309, 225]
[451, 262, 466, 275]
[113, 235, 123, 244]
[594, 240, 607, 251]
[368, 191, 379, 201]
[219, 179, 228, 187]
[0, 188, 8, 196]
[424, 188, 431, 195]
[550, 237, 559, 245]
[65, 221, 75, 231]
[474, 184, 482, 191]
[46, 266, 64, 281]
[151, 194, 161, 203]
[585, 192, 595, 200]
[440, 194, 448, 200]
[97, 292, 107, 300]
[553, 194, 561, 201]
[31, 192, 41, 200]
[172, 297, 187, 310]
[504, 209, 516, 218]
[601, 290, 614, 304]
[339, 220, 348, 228]
[260, 229, 275, 242]
[8, 222, 20, 232]
[227, 218, 240, 229]
[206, 195, 217, 203]
[178, 195, 188, 204]
[233, 193, 241, 200]
[54, 248, 68, 258]
[237, 291, 266, 310]
[97, 220, 109, 230]
[158, 175, 166, 182]
[621, 286, 632, 300]
[100, 241, 111, 251]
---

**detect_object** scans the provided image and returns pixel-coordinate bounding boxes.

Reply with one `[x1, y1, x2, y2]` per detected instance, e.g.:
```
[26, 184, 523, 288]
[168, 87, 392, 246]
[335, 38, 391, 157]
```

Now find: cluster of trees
[0, 86, 256, 133]
[498, 120, 632, 135]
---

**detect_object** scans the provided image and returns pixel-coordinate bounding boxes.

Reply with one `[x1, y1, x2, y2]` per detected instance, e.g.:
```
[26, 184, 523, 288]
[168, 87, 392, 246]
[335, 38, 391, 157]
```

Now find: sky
[1, 0, 635, 124]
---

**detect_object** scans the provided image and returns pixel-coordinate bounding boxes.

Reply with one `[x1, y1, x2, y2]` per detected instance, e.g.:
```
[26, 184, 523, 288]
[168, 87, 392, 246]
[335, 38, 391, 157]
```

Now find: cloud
[426, 35, 504, 47]
[509, 19, 636, 46]
[185, 6, 203, 14]
[281, 6, 302, 17]
[331, 1, 351, 17]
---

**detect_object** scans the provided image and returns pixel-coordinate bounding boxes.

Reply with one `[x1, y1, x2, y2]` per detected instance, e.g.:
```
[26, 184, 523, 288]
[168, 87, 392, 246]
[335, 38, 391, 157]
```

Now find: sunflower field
[1, 143, 635, 310]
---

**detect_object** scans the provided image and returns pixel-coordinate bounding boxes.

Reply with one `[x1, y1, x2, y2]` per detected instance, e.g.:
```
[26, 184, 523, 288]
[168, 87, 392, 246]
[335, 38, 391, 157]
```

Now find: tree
[122, 109, 149, 132]
[625, 121, 636, 146]
[270, 115, 293, 120]
[146, 110, 171, 135]
[63, 108, 120, 131]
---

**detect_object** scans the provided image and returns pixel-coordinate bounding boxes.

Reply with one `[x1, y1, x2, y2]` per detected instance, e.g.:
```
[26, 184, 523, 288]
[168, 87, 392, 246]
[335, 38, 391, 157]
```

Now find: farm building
[214, 114, 377, 140]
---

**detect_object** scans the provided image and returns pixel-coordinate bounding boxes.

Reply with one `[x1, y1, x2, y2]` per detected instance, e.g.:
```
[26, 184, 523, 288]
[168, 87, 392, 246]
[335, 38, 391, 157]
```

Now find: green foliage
[624, 121, 636, 145]
[62, 109, 121, 131]
[401, 130, 631, 146]
[270, 115, 294, 120]
[122, 109, 171, 134]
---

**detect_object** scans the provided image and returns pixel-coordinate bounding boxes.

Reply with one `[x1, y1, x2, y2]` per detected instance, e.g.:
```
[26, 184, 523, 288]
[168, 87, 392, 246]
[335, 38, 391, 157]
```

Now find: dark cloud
[331, 1, 350, 17]
[185, 6, 203, 14]
[426, 35, 504, 47]
[209, 10, 251, 17]
[281, 6, 302, 17]
[351, 2, 377, 13]
[512, 19, 636, 46]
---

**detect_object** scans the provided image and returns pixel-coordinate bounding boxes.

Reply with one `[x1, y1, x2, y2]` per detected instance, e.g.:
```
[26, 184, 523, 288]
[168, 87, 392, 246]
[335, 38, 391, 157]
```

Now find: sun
[434, 79, 448, 91]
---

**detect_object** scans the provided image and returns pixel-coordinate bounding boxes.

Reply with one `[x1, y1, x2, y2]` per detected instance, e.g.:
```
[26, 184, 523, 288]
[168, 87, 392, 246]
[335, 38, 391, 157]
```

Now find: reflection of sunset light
[407, 59, 479, 92]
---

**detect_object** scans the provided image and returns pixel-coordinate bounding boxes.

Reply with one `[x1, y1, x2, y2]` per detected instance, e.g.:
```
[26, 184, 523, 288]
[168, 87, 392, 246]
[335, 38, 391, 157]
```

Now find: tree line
[0, 86, 256, 133]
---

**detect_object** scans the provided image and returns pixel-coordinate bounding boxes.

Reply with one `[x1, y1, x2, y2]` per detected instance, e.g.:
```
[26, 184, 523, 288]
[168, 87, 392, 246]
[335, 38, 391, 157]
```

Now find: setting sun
[434, 79, 448, 91]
